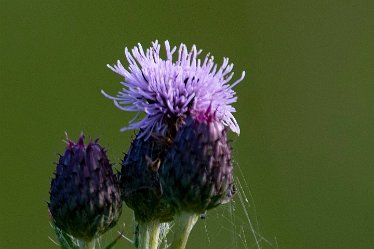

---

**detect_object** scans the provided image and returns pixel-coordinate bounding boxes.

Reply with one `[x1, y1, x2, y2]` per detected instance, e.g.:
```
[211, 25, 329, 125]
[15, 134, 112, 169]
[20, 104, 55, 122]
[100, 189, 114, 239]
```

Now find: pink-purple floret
[102, 40, 245, 138]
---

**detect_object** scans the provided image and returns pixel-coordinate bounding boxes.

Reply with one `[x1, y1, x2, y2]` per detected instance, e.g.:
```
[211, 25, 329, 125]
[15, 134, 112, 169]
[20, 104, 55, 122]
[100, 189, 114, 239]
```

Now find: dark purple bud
[120, 133, 175, 222]
[160, 117, 236, 214]
[48, 134, 122, 241]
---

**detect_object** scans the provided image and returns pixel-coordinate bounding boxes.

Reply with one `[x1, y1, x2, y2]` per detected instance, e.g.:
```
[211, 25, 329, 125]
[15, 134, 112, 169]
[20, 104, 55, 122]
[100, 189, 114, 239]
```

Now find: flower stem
[137, 220, 160, 249]
[169, 212, 199, 249]
[78, 239, 96, 249]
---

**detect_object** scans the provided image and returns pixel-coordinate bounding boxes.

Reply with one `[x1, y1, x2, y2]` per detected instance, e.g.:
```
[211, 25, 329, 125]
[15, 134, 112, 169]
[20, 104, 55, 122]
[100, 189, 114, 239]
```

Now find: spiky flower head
[48, 134, 122, 241]
[160, 117, 235, 214]
[102, 40, 245, 138]
[120, 133, 174, 222]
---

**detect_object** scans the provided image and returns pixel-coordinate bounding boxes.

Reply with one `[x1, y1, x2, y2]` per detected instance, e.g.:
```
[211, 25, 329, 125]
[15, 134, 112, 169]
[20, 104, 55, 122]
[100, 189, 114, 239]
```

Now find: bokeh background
[1, 1, 373, 249]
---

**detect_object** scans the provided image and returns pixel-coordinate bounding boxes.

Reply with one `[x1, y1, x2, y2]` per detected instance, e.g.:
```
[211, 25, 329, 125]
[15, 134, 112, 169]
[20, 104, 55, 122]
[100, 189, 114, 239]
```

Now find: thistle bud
[48, 134, 122, 241]
[120, 133, 174, 222]
[160, 117, 235, 214]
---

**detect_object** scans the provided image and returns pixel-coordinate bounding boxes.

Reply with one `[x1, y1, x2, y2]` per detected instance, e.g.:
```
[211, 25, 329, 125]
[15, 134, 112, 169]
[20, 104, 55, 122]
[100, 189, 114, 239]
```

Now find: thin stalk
[78, 239, 96, 249]
[138, 220, 161, 249]
[169, 212, 199, 249]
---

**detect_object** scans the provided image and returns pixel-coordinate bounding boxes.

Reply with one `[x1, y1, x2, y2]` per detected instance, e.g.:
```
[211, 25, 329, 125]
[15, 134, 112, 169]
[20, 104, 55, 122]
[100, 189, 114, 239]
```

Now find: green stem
[78, 239, 96, 249]
[138, 220, 160, 249]
[169, 212, 199, 249]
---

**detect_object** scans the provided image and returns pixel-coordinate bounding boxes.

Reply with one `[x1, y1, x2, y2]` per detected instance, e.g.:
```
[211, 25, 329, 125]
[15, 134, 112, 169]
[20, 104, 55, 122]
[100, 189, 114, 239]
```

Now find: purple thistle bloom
[102, 40, 245, 138]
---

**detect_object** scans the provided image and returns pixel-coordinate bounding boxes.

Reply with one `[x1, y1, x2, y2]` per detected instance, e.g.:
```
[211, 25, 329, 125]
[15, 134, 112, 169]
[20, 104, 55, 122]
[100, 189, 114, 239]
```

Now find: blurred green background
[1, 1, 373, 248]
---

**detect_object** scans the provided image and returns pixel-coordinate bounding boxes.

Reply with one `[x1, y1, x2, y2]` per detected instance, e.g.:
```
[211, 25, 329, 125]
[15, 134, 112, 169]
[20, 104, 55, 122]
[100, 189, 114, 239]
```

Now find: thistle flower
[102, 40, 244, 138]
[102, 40, 244, 249]
[48, 134, 122, 243]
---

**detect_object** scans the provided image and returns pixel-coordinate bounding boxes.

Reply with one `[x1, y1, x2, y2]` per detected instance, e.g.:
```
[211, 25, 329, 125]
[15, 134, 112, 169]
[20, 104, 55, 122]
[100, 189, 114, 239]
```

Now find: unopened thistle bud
[160, 116, 235, 214]
[48, 134, 122, 242]
[120, 133, 174, 222]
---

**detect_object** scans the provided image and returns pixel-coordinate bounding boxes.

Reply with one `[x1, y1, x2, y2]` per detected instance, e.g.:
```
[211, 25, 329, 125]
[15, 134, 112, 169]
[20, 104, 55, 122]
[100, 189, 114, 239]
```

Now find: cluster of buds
[103, 41, 244, 249]
[49, 41, 244, 249]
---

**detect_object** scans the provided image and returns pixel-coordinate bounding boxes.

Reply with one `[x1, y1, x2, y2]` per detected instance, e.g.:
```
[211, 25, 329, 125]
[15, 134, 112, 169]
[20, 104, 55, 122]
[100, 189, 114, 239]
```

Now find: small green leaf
[52, 222, 80, 249]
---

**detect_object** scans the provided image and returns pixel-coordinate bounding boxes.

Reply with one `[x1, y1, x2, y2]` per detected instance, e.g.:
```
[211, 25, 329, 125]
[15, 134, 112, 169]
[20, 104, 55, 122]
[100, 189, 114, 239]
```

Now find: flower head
[160, 116, 235, 213]
[120, 133, 174, 222]
[102, 40, 245, 138]
[48, 134, 122, 241]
